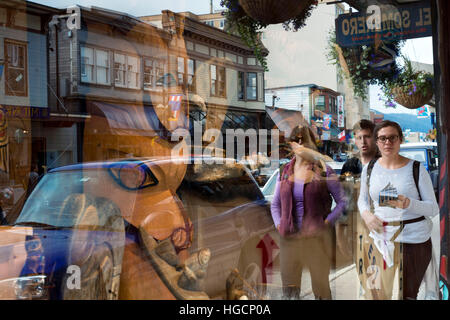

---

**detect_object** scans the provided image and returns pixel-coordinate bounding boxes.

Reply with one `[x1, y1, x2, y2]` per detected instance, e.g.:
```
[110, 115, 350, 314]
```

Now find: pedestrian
[270, 125, 346, 300]
[357, 120, 439, 299]
[337, 119, 379, 298]
[341, 119, 379, 177]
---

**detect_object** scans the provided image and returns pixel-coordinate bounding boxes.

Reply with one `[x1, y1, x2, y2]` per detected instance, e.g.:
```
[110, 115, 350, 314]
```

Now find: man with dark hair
[341, 119, 378, 176]
[335, 119, 379, 298]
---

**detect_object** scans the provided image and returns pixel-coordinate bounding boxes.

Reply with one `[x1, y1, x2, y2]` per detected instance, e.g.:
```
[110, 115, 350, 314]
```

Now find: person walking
[357, 120, 439, 299]
[270, 125, 346, 300]
[336, 120, 379, 297]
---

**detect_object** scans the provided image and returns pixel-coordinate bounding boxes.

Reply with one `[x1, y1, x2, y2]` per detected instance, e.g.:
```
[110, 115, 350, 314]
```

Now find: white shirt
[358, 160, 439, 244]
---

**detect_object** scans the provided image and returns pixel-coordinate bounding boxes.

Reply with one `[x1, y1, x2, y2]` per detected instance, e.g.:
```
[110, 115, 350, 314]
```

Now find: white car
[261, 161, 344, 203]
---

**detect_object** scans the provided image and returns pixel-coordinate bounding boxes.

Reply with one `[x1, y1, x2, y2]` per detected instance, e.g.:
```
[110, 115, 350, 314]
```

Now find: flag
[338, 130, 346, 142]
[168, 94, 183, 121]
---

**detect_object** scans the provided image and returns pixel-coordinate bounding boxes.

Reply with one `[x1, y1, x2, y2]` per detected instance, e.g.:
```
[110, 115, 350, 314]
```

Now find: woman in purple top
[271, 125, 346, 300]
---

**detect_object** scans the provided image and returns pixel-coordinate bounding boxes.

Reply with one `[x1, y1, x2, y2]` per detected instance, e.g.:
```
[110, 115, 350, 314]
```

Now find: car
[0, 156, 277, 300]
[261, 160, 344, 203]
[399, 142, 439, 193]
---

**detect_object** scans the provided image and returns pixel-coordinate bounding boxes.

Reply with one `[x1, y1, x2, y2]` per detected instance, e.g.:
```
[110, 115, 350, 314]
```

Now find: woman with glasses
[357, 120, 439, 300]
[270, 125, 345, 300]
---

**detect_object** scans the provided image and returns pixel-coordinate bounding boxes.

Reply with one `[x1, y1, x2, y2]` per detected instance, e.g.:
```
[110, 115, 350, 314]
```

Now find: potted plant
[326, 29, 403, 101]
[381, 57, 434, 109]
[221, 0, 318, 71]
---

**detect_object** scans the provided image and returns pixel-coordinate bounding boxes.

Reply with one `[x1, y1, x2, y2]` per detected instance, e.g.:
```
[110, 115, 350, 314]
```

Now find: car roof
[400, 142, 437, 149]
[48, 156, 241, 173]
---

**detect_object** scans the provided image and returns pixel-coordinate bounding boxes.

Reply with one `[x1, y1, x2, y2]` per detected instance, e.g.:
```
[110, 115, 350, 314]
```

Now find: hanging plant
[381, 56, 434, 109]
[326, 29, 404, 101]
[221, 0, 318, 71]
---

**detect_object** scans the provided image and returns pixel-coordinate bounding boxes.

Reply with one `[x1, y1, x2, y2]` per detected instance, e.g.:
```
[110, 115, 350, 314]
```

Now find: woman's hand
[388, 195, 410, 209]
[361, 210, 384, 232]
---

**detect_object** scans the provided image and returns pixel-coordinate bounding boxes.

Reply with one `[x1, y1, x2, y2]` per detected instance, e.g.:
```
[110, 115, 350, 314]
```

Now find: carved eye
[108, 160, 158, 190]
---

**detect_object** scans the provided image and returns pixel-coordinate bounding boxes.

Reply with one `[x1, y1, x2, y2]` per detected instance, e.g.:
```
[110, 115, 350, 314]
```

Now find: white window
[113, 52, 140, 89]
[96, 49, 109, 85]
[143, 58, 153, 90]
[81, 46, 110, 85]
[127, 55, 140, 89]
[155, 60, 165, 87]
[114, 53, 126, 87]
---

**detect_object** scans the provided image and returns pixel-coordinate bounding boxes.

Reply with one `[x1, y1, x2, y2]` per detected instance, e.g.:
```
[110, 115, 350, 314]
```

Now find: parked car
[399, 142, 439, 193]
[0, 156, 276, 300]
[261, 161, 344, 203]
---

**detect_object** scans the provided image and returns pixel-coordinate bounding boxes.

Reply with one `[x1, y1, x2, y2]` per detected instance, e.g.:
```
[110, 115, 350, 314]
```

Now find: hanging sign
[335, 1, 432, 47]
[323, 114, 332, 130]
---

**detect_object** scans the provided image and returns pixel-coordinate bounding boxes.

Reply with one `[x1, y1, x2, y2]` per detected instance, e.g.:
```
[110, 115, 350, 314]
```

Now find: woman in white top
[358, 120, 439, 299]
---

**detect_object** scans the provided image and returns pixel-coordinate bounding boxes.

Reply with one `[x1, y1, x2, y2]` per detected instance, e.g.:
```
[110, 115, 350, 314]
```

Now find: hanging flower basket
[391, 85, 433, 109]
[238, 0, 316, 25]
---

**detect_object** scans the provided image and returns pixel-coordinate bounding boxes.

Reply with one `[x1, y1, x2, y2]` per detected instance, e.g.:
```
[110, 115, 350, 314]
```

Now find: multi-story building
[0, 0, 57, 185]
[141, 10, 267, 156]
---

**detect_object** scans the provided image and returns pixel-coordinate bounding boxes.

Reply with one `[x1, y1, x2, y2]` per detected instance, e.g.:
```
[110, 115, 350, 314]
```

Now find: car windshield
[15, 170, 109, 228]
[399, 149, 426, 163]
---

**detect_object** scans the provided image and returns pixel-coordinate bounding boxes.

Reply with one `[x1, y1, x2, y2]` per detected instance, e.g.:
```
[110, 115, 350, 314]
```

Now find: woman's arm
[270, 173, 282, 229]
[391, 164, 439, 217]
[358, 164, 384, 231]
[325, 167, 346, 224]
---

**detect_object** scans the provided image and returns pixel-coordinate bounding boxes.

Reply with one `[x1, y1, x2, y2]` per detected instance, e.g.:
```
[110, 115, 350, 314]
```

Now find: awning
[87, 101, 190, 139]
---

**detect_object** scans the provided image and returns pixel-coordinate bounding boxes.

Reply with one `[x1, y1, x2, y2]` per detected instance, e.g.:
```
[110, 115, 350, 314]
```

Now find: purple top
[270, 166, 345, 236]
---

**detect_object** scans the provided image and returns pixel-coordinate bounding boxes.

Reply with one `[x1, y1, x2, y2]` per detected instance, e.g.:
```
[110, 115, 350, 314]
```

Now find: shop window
[246, 72, 257, 101]
[5, 39, 27, 96]
[81, 45, 110, 85]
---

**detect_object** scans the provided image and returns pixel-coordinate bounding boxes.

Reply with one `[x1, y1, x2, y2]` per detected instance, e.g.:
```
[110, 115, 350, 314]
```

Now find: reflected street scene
[0, 0, 448, 301]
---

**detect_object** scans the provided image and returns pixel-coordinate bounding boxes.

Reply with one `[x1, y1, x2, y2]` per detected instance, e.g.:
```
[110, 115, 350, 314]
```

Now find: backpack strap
[366, 159, 377, 212]
[413, 160, 422, 201]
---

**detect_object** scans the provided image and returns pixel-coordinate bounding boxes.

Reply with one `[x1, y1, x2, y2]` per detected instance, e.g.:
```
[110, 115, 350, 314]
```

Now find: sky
[32, 0, 435, 116]
[33, 0, 224, 16]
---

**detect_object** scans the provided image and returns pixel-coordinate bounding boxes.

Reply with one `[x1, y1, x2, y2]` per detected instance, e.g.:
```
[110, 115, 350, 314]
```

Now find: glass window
[315, 95, 326, 111]
[113, 52, 126, 87]
[95, 49, 109, 85]
[238, 71, 244, 100]
[127, 55, 140, 89]
[143, 58, 153, 90]
[177, 56, 185, 88]
[154, 60, 165, 87]
[246, 72, 257, 100]
[81, 46, 110, 85]
[210, 64, 216, 96]
[5, 39, 27, 96]
[81, 46, 95, 83]
[187, 58, 195, 92]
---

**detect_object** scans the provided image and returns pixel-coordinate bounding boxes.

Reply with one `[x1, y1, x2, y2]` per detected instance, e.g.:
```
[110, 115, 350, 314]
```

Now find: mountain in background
[370, 109, 434, 133]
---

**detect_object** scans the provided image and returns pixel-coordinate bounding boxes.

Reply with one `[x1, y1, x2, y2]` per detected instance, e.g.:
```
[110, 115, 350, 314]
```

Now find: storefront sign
[1, 106, 50, 119]
[335, 1, 432, 47]
[337, 95, 345, 128]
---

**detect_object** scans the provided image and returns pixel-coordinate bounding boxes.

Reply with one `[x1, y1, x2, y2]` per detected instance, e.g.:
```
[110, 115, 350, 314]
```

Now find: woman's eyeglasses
[377, 135, 399, 144]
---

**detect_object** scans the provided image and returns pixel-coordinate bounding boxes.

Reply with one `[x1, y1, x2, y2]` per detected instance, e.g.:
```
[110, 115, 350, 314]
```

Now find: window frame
[80, 45, 111, 86]
[237, 71, 245, 101]
[4, 39, 28, 97]
[112, 51, 140, 89]
[210, 64, 226, 98]
[246, 72, 257, 101]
